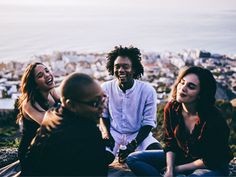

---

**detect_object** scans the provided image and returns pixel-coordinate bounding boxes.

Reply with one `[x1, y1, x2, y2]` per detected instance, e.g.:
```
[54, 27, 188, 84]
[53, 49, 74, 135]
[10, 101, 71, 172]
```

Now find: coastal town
[0, 49, 236, 176]
[0, 49, 236, 110]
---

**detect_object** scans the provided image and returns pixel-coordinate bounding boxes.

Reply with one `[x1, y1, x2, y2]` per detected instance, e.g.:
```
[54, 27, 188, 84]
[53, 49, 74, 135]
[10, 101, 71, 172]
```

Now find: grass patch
[0, 126, 20, 148]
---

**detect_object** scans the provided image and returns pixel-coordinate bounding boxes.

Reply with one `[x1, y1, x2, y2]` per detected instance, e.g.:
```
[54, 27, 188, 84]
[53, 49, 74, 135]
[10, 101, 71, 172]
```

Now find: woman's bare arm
[22, 101, 46, 124]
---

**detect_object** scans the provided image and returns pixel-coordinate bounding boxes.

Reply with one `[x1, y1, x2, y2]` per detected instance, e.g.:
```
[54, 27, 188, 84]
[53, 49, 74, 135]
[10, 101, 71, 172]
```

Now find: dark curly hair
[106, 45, 144, 79]
[170, 66, 217, 111]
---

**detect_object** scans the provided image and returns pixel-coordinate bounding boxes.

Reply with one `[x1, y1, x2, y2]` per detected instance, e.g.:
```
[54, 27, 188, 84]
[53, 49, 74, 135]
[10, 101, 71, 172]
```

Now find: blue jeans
[126, 150, 229, 177]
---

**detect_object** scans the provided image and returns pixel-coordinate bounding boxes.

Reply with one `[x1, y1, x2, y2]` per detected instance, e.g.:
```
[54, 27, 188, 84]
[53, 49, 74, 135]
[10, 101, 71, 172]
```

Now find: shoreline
[0, 49, 235, 64]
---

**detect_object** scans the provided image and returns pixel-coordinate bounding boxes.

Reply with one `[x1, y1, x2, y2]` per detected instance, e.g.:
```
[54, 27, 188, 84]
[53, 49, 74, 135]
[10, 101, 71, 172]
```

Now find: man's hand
[103, 134, 115, 151]
[118, 139, 137, 163]
[99, 120, 115, 151]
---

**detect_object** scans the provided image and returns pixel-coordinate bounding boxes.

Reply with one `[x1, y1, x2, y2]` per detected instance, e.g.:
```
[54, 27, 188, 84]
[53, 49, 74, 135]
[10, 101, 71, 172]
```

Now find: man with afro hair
[100, 46, 162, 164]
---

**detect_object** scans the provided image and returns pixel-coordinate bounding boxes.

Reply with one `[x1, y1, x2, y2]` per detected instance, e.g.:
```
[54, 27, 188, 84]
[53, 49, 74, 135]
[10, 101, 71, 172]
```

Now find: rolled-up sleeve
[141, 86, 157, 127]
[163, 102, 179, 153]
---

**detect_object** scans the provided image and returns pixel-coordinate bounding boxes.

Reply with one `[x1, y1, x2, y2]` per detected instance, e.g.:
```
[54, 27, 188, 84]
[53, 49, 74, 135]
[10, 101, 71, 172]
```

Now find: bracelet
[132, 139, 138, 148]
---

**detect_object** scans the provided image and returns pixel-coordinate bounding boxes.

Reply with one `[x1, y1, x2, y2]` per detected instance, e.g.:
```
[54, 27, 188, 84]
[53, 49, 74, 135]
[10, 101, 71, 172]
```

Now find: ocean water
[0, 1, 236, 62]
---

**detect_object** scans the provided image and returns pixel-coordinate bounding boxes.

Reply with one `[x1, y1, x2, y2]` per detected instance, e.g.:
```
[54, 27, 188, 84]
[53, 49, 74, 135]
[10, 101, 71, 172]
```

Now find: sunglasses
[75, 95, 107, 108]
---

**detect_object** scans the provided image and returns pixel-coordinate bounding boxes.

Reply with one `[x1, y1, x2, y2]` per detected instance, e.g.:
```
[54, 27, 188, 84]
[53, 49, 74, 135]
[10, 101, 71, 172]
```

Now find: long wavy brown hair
[168, 66, 217, 151]
[16, 62, 50, 124]
[170, 66, 216, 112]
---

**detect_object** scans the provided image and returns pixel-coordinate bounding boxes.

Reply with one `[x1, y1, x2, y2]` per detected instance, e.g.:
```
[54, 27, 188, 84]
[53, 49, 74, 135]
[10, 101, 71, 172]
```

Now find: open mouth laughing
[46, 77, 54, 86]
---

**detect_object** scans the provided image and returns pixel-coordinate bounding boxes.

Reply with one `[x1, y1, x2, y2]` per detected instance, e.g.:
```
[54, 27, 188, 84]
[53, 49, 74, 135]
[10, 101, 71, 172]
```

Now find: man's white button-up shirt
[102, 79, 157, 134]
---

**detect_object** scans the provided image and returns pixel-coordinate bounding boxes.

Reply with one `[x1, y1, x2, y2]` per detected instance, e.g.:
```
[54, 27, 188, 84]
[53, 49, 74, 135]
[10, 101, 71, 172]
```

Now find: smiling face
[71, 81, 106, 120]
[114, 56, 134, 85]
[176, 73, 200, 104]
[34, 64, 55, 92]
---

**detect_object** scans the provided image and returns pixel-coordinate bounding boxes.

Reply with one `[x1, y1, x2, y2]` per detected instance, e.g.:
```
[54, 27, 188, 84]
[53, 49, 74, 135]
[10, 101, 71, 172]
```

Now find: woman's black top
[18, 98, 59, 162]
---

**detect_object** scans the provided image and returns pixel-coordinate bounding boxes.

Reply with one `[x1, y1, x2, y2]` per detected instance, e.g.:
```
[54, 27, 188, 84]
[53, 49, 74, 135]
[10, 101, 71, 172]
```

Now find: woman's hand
[174, 165, 183, 174]
[164, 151, 175, 177]
[175, 159, 205, 174]
[164, 169, 174, 177]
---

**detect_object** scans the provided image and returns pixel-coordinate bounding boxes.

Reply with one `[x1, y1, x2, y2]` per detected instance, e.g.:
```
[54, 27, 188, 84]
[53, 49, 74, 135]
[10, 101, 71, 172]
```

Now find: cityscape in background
[0, 0, 235, 108]
[0, 49, 235, 110]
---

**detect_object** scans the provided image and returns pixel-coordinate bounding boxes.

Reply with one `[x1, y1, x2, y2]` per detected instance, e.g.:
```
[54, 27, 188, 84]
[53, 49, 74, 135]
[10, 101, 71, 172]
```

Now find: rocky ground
[0, 147, 235, 176]
[0, 147, 18, 168]
[229, 157, 236, 176]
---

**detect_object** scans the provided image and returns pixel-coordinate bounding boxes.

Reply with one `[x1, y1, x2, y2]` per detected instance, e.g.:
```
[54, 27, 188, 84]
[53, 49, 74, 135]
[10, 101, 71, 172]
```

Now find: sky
[0, 0, 235, 10]
[0, 0, 235, 61]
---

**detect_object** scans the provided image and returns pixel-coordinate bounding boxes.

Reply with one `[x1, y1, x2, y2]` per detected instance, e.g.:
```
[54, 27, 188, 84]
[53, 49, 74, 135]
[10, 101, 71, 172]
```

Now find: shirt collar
[172, 100, 202, 125]
[115, 79, 137, 94]
[172, 100, 182, 115]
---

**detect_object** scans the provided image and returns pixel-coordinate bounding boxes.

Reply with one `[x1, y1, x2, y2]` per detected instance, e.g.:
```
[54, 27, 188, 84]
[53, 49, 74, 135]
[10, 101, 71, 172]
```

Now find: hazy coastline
[0, 1, 236, 62]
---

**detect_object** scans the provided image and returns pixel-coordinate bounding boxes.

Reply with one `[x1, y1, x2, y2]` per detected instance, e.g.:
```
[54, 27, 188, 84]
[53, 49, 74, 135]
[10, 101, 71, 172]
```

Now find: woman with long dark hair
[17, 62, 60, 164]
[0, 62, 59, 176]
[127, 66, 233, 176]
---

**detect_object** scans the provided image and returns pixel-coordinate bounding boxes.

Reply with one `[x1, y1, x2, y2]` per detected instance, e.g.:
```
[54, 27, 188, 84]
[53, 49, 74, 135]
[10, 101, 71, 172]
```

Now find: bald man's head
[60, 73, 94, 102]
[60, 73, 105, 120]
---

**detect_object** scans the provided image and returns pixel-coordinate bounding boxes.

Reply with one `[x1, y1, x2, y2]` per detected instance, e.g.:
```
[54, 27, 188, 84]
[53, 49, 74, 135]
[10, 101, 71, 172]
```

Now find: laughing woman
[127, 66, 233, 177]
[17, 62, 60, 167]
[0, 62, 60, 176]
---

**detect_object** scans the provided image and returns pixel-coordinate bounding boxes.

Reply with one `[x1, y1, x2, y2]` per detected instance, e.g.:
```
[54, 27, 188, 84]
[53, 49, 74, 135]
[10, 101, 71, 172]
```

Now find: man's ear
[62, 97, 74, 111]
[65, 99, 73, 107]
[132, 67, 136, 75]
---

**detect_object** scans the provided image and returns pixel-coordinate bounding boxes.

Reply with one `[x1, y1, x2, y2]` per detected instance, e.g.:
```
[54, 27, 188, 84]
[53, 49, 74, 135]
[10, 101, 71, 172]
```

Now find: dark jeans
[105, 142, 162, 165]
[126, 150, 229, 177]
